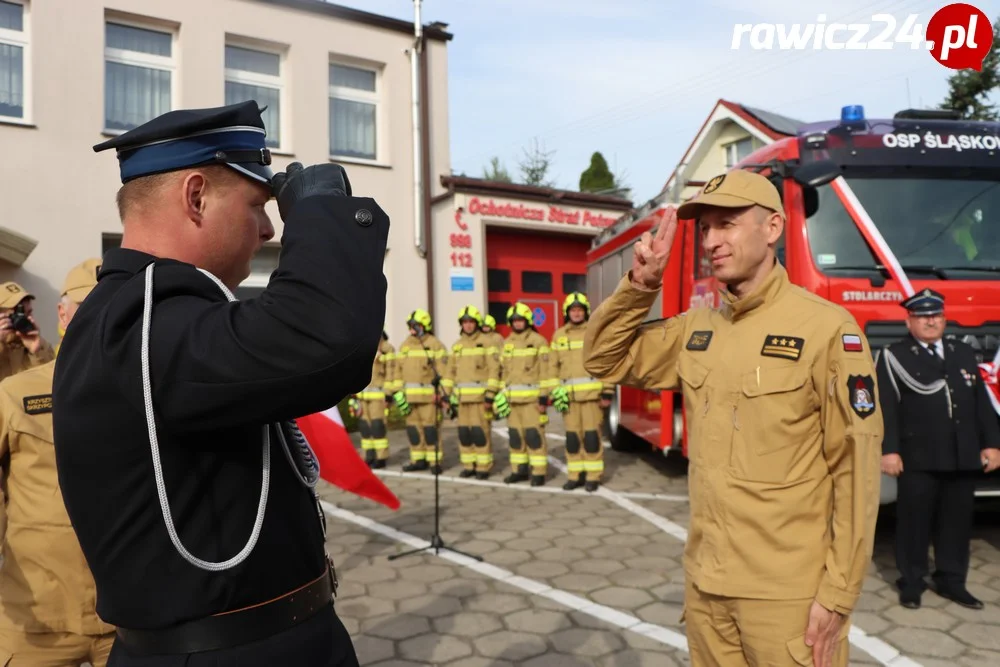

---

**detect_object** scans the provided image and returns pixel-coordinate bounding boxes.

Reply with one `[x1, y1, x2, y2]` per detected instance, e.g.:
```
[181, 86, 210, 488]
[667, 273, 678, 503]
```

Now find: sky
[330, 0, 1000, 204]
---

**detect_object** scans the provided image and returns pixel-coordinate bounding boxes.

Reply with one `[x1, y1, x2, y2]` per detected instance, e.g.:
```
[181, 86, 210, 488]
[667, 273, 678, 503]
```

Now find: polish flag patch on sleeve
[842, 334, 863, 352]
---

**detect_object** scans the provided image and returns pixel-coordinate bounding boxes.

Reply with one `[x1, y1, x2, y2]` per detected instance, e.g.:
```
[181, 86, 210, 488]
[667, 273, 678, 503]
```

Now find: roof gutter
[419, 8, 435, 324]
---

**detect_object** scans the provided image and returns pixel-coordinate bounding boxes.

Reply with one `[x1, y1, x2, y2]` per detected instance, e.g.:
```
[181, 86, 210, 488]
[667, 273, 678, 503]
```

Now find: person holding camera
[0, 283, 54, 382]
[51, 101, 389, 666]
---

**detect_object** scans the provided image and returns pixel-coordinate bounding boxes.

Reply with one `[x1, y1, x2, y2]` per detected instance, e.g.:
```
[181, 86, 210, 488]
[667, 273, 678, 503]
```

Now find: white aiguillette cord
[141, 263, 321, 572]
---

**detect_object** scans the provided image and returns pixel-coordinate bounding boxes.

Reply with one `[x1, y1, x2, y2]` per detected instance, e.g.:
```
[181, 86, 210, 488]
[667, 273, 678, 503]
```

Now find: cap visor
[226, 162, 273, 185]
[677, 193, 760, 219]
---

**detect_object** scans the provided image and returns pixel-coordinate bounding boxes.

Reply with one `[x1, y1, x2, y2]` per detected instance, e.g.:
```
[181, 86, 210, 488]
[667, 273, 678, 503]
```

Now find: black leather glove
[270, 162, 353, 221]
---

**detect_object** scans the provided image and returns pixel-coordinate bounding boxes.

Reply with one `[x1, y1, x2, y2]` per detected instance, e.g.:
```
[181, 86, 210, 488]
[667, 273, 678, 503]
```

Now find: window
[586, 263, 601, 303]
[0, 0, 27, 121]
[488, 301, 510, 324]
[522, 270, 552, 294]
[600, 252, 622, 302]
[487, 268, 510, 292]
[329, 62, 378, 160]
[724, 138, 753, 168]
[104, 20, 173, 132]
[562, 273, 586, 294]
[225, 44, 282, 149]
[101, 232, 122, 256]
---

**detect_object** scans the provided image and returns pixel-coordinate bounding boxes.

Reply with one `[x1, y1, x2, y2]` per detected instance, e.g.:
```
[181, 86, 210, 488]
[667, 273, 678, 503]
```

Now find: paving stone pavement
[318, 415, 1000, 666]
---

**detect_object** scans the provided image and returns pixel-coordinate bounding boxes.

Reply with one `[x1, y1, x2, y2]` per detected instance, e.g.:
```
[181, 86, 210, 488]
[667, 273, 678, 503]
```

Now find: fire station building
[429, 177, 632, 345]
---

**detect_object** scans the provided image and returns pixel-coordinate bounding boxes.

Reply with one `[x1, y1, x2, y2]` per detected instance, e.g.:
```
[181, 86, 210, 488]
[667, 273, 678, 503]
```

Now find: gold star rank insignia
[760, 334, 805, 361]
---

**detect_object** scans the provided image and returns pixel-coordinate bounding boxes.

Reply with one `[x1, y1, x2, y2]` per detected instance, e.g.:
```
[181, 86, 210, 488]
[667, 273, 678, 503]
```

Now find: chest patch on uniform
[686, 331, 713, 351]
[760, 335, 804, 360]
[847, 375, 876, 419]
[23, 394, 53, 415]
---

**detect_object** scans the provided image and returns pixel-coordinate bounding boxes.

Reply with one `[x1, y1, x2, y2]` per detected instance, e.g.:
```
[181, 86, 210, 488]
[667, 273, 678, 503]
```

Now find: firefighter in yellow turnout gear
[492, 302, 556, 486]
[391, 309, 449, 473]
[549, 293, 613, 492]
[350, 330, 394, 468]
[441, 306, 501, 478]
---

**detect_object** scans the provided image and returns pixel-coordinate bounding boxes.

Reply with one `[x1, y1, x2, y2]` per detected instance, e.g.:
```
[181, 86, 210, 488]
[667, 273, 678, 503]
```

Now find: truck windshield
[805, 174, 1000, 279]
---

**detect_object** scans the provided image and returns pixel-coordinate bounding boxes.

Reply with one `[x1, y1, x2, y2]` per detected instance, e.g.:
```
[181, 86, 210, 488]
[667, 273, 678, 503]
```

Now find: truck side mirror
[793, 159, 841, 188]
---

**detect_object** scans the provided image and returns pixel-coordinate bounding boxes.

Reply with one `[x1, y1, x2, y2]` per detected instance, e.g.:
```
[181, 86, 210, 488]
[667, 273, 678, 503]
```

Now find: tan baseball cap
[61, 258, 103, 304]
[0, 282, 32, 309]
[677, 170, 785, 220]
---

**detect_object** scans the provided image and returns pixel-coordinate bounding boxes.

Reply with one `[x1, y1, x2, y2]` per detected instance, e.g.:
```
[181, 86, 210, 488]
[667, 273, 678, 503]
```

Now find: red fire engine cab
[586, 105, 1000, 498]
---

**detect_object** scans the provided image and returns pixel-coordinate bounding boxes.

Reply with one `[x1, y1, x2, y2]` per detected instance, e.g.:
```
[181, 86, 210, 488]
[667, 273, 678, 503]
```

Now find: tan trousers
[457, 403, 493, 472]
[0, 625, 115, 667]
[508, 403, 547, 475]
[404, 402, 441, 464]
[563, 400, 604, 482]
[359, 398, 389, 461]
[684, 579, 850, 666]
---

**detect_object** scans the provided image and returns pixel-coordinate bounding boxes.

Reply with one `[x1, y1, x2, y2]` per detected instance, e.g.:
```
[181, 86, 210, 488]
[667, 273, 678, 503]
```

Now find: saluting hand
[630, 206, 678, 291]
[881, 453, 903, 477]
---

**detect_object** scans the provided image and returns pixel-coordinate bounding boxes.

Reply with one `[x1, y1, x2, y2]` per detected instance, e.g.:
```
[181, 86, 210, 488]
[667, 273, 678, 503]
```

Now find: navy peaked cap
[93, 101, 274, 185]
[901, 288, 945, 315]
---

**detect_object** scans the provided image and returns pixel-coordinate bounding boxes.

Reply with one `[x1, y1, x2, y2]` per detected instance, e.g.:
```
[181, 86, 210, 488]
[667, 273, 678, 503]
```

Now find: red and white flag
[980, 363, 1000, 418]
[295, 406, 401, 510]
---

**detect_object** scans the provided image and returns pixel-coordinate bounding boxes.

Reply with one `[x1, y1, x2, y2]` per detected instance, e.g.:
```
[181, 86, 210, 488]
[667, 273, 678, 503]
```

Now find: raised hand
[630, 206, 678, 290]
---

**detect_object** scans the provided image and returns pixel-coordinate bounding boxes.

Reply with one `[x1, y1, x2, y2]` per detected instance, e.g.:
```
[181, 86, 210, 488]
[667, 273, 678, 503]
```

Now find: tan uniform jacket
[393, 333, 448, 404]
[583, 263, 882, 615]
[0, 361, 114, 635]
[501, 329, 556, 404]
[0, 339, 54, 384]
[442, 331, 501, 403]
[483, 332, 505, 385]
[550, 322, 614, 402]
[360, 340, 394, 401]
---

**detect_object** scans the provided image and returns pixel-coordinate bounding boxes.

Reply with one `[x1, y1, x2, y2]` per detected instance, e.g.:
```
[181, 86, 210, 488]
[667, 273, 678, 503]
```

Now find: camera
[10, 303, 36, 335]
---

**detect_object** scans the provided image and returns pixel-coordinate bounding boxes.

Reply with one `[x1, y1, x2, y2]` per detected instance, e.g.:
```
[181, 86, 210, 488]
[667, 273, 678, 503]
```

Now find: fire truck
[586, 105, 1000, 499]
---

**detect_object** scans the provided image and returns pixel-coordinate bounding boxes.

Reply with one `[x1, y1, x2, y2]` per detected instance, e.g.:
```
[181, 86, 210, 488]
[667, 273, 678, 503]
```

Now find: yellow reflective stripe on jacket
[402, 349, 446, 359]
[359, 391, 385, 400]
[451, 347, 491, 356]
[553, 340, 585, 351]
[503, 347, 548, 358]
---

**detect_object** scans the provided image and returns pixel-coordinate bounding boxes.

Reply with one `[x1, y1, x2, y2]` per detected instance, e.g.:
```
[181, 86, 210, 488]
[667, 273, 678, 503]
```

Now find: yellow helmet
[483, 314, 496, 329]
[457, 305, 483, 326]
[506, 302, 534, 326]
[407, 308, 433, 332]
[563, 292, 590, 320]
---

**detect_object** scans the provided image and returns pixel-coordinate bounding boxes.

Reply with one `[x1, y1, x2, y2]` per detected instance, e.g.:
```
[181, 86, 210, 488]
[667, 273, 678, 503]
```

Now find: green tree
[482, 156, 512, 182]
[518, 138, 556, 187]
[579, 151, 616, 193]
[940, 15, 1000, 120]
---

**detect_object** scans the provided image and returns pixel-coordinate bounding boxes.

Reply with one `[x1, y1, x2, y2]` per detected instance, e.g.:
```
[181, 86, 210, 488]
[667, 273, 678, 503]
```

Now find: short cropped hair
[115, 165, 242, 221]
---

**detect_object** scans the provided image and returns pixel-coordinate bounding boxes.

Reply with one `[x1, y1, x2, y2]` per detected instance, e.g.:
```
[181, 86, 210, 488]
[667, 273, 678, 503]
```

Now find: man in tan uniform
[493, 302, 555, 486]
[0, 283, 54, 382]
[584, 171, 882, 667]
[441, 306, 501, 478]
[549, 292, 614, 492]
[391, 309, 449, 473]
[352, 330, 394, 468]
[0, 259, 116, 666]
[480, 315, 505, 422]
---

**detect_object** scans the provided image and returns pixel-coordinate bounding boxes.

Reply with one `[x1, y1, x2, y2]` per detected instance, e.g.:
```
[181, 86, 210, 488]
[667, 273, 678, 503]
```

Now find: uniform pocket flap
[677, 354, 710, 389]
[742, 365, 809, 397]
[785, 634, 814, 666]
[10, 410, 52, 443]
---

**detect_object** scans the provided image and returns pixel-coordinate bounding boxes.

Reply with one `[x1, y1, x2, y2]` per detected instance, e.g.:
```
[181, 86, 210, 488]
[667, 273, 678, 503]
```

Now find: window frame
[224, 38, 287, 152]
[0, 0, 30, 125]
[724, 137, 753, 169]
[328, 58, 383, 164]
[103, 16, 177, 135]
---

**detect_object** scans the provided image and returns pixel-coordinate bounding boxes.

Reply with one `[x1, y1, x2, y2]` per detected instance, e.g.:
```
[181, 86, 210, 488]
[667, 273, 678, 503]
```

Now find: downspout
[419, 26, 435, 323]
[411, 1, 424, 259]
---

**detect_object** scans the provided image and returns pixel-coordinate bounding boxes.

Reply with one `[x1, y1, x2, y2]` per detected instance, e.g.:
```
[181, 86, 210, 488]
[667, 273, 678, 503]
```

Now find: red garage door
[485, 228, 591, 341]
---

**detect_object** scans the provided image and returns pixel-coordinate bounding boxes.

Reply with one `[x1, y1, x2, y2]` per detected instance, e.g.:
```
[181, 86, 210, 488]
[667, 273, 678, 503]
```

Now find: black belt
[115, 567, 334, 655]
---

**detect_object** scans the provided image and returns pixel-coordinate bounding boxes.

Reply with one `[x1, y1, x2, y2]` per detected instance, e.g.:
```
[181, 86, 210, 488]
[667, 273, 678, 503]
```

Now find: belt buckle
[327, 552, 339, 598]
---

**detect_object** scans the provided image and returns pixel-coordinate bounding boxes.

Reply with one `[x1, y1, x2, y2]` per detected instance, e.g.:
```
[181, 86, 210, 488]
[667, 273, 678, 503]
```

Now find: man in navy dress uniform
[52, 101, 389, 665]
[876, 288, 1000, 610]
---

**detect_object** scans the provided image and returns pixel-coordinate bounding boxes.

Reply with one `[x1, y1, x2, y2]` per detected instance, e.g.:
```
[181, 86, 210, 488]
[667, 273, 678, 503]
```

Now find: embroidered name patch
[23, 394, 53, 415]
[848, 375, 876, 419]
[760, 335, 804, 360]
[842, 334, 863, 352]
[686, 331, 713, 351]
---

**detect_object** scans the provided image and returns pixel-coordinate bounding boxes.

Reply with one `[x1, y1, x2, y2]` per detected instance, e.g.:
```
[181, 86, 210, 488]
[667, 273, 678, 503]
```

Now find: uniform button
[355, 209, 373, 226]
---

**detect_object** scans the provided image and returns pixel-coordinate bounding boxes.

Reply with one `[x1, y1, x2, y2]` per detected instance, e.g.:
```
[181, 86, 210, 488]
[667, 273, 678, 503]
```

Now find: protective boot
[372, 459, 386, 469]
[531, 474, 546, 487]
[403, 460, 429, 472]
[563, 472, 586, 491]
[505, 464, 530, 484]
[585, 480, 600, 492]
[476, 471, 490, 480]
[460, 468, 477, 478]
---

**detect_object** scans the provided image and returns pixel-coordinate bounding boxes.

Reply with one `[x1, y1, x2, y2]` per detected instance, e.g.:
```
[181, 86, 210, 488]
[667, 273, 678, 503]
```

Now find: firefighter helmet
[563, 292, 590, 320]
[457, 305, 483, 326]
[407, 309, 433, 332]
[483, 314, 497, 329]
[506, 302, 534, 326]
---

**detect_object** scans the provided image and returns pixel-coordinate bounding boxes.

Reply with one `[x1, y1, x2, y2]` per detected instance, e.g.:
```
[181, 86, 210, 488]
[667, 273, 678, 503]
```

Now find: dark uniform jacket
[51, 195, 389, 630]
[876, 335, 1000, 471]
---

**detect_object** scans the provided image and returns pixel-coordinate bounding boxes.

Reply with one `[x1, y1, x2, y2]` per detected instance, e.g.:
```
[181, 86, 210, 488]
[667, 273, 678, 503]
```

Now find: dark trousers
[106, 604, 358, 667]
[895, 469, 976, 595]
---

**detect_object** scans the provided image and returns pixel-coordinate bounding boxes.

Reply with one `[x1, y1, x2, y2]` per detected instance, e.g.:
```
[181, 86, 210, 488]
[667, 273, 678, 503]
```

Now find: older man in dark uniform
[876, 288, 1000, 610]
[52, 101, 389, 665]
